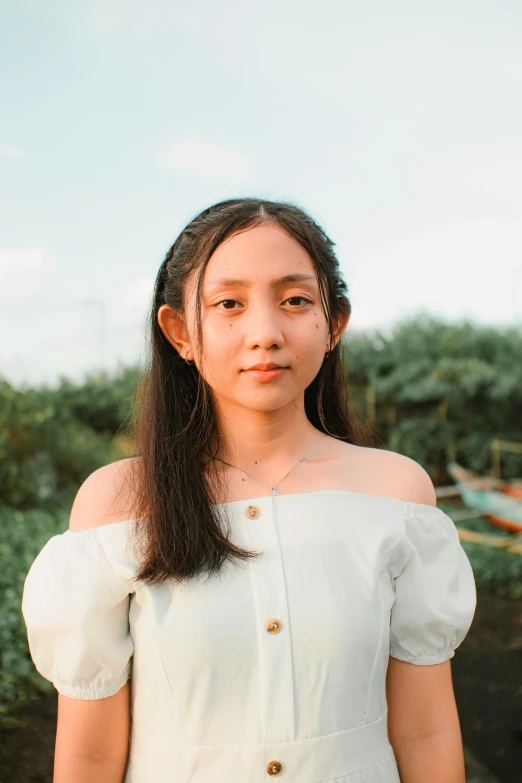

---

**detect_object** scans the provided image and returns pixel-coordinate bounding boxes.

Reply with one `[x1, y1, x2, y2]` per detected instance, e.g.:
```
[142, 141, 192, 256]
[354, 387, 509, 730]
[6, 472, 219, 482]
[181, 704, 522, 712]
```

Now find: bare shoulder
[68, 457, 142, 532]
[363, 446, 437, 506]
[333, 441, 437, 507]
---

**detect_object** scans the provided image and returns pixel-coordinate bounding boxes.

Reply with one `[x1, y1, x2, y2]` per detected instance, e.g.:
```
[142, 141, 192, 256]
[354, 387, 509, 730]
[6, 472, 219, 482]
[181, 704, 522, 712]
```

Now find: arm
[54, 461, 136, 782]
[385, 455, 470, 782]
[54, 681, 131, 782]
[386, 656, 465, 783]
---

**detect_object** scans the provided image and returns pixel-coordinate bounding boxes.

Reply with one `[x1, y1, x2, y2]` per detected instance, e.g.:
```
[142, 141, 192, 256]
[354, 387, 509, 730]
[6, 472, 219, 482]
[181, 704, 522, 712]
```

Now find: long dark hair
[123, 197, 382, 586]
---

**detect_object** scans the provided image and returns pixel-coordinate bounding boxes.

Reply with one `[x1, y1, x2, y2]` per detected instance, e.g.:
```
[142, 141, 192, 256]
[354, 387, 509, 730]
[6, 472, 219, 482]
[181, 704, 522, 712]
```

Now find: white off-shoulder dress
[22, 490, 477, 783]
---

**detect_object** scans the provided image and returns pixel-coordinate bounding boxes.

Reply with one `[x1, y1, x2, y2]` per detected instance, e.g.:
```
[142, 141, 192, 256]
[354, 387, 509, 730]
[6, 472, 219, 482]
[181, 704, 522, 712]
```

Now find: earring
[183, 352, 194, 365]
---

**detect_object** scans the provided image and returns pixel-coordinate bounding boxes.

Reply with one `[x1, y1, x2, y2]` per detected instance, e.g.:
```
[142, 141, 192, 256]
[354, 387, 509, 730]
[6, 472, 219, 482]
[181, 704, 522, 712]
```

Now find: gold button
[245, 504, 261, 519]
[267, 760, 283, 775]
[266, 618, 281, 633]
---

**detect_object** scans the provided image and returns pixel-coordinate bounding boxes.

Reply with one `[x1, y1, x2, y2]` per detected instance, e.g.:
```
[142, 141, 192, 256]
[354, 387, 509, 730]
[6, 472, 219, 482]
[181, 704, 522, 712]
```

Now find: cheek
[207, 324, 241, 357]
[290, 332, 327, 361]
[199, 328, 239, 381]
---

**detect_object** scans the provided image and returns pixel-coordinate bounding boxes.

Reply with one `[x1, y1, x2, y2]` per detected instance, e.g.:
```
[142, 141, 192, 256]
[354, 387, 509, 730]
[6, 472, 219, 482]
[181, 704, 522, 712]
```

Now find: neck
[206, 410, 325, 477]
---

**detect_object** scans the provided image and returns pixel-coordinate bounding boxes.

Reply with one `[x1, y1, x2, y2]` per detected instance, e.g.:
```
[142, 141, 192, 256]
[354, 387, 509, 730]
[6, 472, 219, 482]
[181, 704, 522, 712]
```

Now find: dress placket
[241, 494, 297, 744]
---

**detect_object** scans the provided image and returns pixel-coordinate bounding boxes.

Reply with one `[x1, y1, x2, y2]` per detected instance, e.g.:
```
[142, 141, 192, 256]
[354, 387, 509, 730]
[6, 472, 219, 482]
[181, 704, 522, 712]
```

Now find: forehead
[203, 223, 316, 286]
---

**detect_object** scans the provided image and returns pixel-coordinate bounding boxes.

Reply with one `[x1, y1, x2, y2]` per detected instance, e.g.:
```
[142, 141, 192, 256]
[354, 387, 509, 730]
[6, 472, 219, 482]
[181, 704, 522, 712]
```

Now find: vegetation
[1, 315, 521, 726]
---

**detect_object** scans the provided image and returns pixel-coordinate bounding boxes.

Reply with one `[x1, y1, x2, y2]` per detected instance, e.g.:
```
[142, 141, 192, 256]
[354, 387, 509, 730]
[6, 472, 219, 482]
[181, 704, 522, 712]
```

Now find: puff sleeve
[389, 501, 477, 665]
[21, 525, 135, 700]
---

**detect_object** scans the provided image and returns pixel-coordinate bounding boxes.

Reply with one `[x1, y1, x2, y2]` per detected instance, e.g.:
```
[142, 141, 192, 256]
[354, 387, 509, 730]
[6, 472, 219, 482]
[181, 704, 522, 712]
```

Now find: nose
[243, 298, 285, 351]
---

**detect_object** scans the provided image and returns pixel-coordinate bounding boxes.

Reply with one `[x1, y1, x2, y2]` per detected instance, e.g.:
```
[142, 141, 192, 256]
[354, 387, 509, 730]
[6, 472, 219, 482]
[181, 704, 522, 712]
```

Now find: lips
[244, 363, 287, 372]
[243, 366, 288, 382]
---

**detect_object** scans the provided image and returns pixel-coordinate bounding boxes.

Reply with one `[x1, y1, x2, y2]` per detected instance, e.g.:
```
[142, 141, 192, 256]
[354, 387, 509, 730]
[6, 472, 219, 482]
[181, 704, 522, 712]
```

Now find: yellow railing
[491, 438, 522, 479]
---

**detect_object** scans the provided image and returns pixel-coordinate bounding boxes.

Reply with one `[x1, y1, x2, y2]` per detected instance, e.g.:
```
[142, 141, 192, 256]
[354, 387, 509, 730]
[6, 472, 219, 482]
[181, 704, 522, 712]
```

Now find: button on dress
[21, 490, 477, 783]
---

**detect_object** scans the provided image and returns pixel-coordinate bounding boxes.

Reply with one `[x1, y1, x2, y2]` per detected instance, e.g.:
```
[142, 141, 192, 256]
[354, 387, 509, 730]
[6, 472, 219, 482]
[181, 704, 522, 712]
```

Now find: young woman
[22, 197, 476, 783]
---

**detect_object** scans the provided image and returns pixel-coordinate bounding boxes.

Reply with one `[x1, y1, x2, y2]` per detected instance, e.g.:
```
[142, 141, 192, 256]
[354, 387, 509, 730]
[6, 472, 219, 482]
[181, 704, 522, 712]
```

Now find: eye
[213, 296, 312, 311]
[285, 296, 312, 306]
[215, 299, 240, 310]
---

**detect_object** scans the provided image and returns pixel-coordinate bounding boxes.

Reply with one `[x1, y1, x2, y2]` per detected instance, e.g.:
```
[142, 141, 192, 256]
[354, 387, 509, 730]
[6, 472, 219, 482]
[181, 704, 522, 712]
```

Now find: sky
[1, 0, 521, 388]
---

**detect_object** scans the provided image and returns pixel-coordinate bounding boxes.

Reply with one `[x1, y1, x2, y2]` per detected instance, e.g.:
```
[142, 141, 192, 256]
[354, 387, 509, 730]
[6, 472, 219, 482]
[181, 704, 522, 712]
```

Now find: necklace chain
[211, 434, 327, 496]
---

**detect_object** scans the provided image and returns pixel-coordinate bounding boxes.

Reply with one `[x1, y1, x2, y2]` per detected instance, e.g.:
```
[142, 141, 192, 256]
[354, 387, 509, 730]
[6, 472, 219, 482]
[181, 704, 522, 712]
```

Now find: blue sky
[1, 0, 521, 387]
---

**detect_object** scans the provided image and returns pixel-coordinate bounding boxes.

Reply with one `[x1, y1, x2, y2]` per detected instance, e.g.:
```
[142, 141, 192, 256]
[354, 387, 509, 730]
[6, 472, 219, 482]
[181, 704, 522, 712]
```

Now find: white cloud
[0, 143, 26, 159]
[408, 143, 522, 202]
[77, 1, 203, 43]
[86, 0, 156, 39]
[181, 13, 201, 26]
[163, 138, 254, 179]
[0, 247, 49, 283]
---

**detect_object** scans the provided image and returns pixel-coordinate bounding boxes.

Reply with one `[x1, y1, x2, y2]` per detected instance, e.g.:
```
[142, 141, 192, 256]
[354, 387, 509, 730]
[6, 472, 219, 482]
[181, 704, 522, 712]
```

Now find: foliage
[0, 367, 140, 509]
[460, 540, 522, 600]
[0, 504, 70, 727]
[346, 315, 522, 480]
[438, 503, 522, 600]
[2, 316, 522, 725]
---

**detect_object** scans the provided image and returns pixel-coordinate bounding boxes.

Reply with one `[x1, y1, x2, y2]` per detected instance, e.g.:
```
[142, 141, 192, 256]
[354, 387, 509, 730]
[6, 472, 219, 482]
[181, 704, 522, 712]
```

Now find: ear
[157, 304, 193, 359]
[329, 311, 350, 351]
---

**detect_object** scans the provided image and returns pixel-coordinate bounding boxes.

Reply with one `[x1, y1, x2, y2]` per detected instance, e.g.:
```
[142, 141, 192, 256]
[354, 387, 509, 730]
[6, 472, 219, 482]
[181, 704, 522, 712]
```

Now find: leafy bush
[2, 319, 522, 725]
[461, 540, 522, 599]
[0, 504, 70, 727]
[439, 502, 522, 600]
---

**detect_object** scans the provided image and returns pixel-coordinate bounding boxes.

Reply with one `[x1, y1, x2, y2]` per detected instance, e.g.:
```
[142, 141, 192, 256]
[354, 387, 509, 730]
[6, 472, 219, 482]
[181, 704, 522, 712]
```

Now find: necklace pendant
[270, 485, 278, 496]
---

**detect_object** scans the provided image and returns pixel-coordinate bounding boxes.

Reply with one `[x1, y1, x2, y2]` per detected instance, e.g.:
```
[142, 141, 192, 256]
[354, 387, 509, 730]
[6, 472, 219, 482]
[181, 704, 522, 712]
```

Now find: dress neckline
[66, 489, 442, 534]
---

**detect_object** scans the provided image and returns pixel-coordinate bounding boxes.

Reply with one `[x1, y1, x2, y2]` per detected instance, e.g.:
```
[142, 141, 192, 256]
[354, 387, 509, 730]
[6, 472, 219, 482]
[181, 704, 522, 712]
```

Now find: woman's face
[168, 222, 342, 413]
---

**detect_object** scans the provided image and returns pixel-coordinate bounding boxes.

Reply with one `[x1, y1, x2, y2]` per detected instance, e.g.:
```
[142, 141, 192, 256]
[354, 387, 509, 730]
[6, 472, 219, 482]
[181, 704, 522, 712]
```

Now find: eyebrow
[206, 273, 317, 290]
